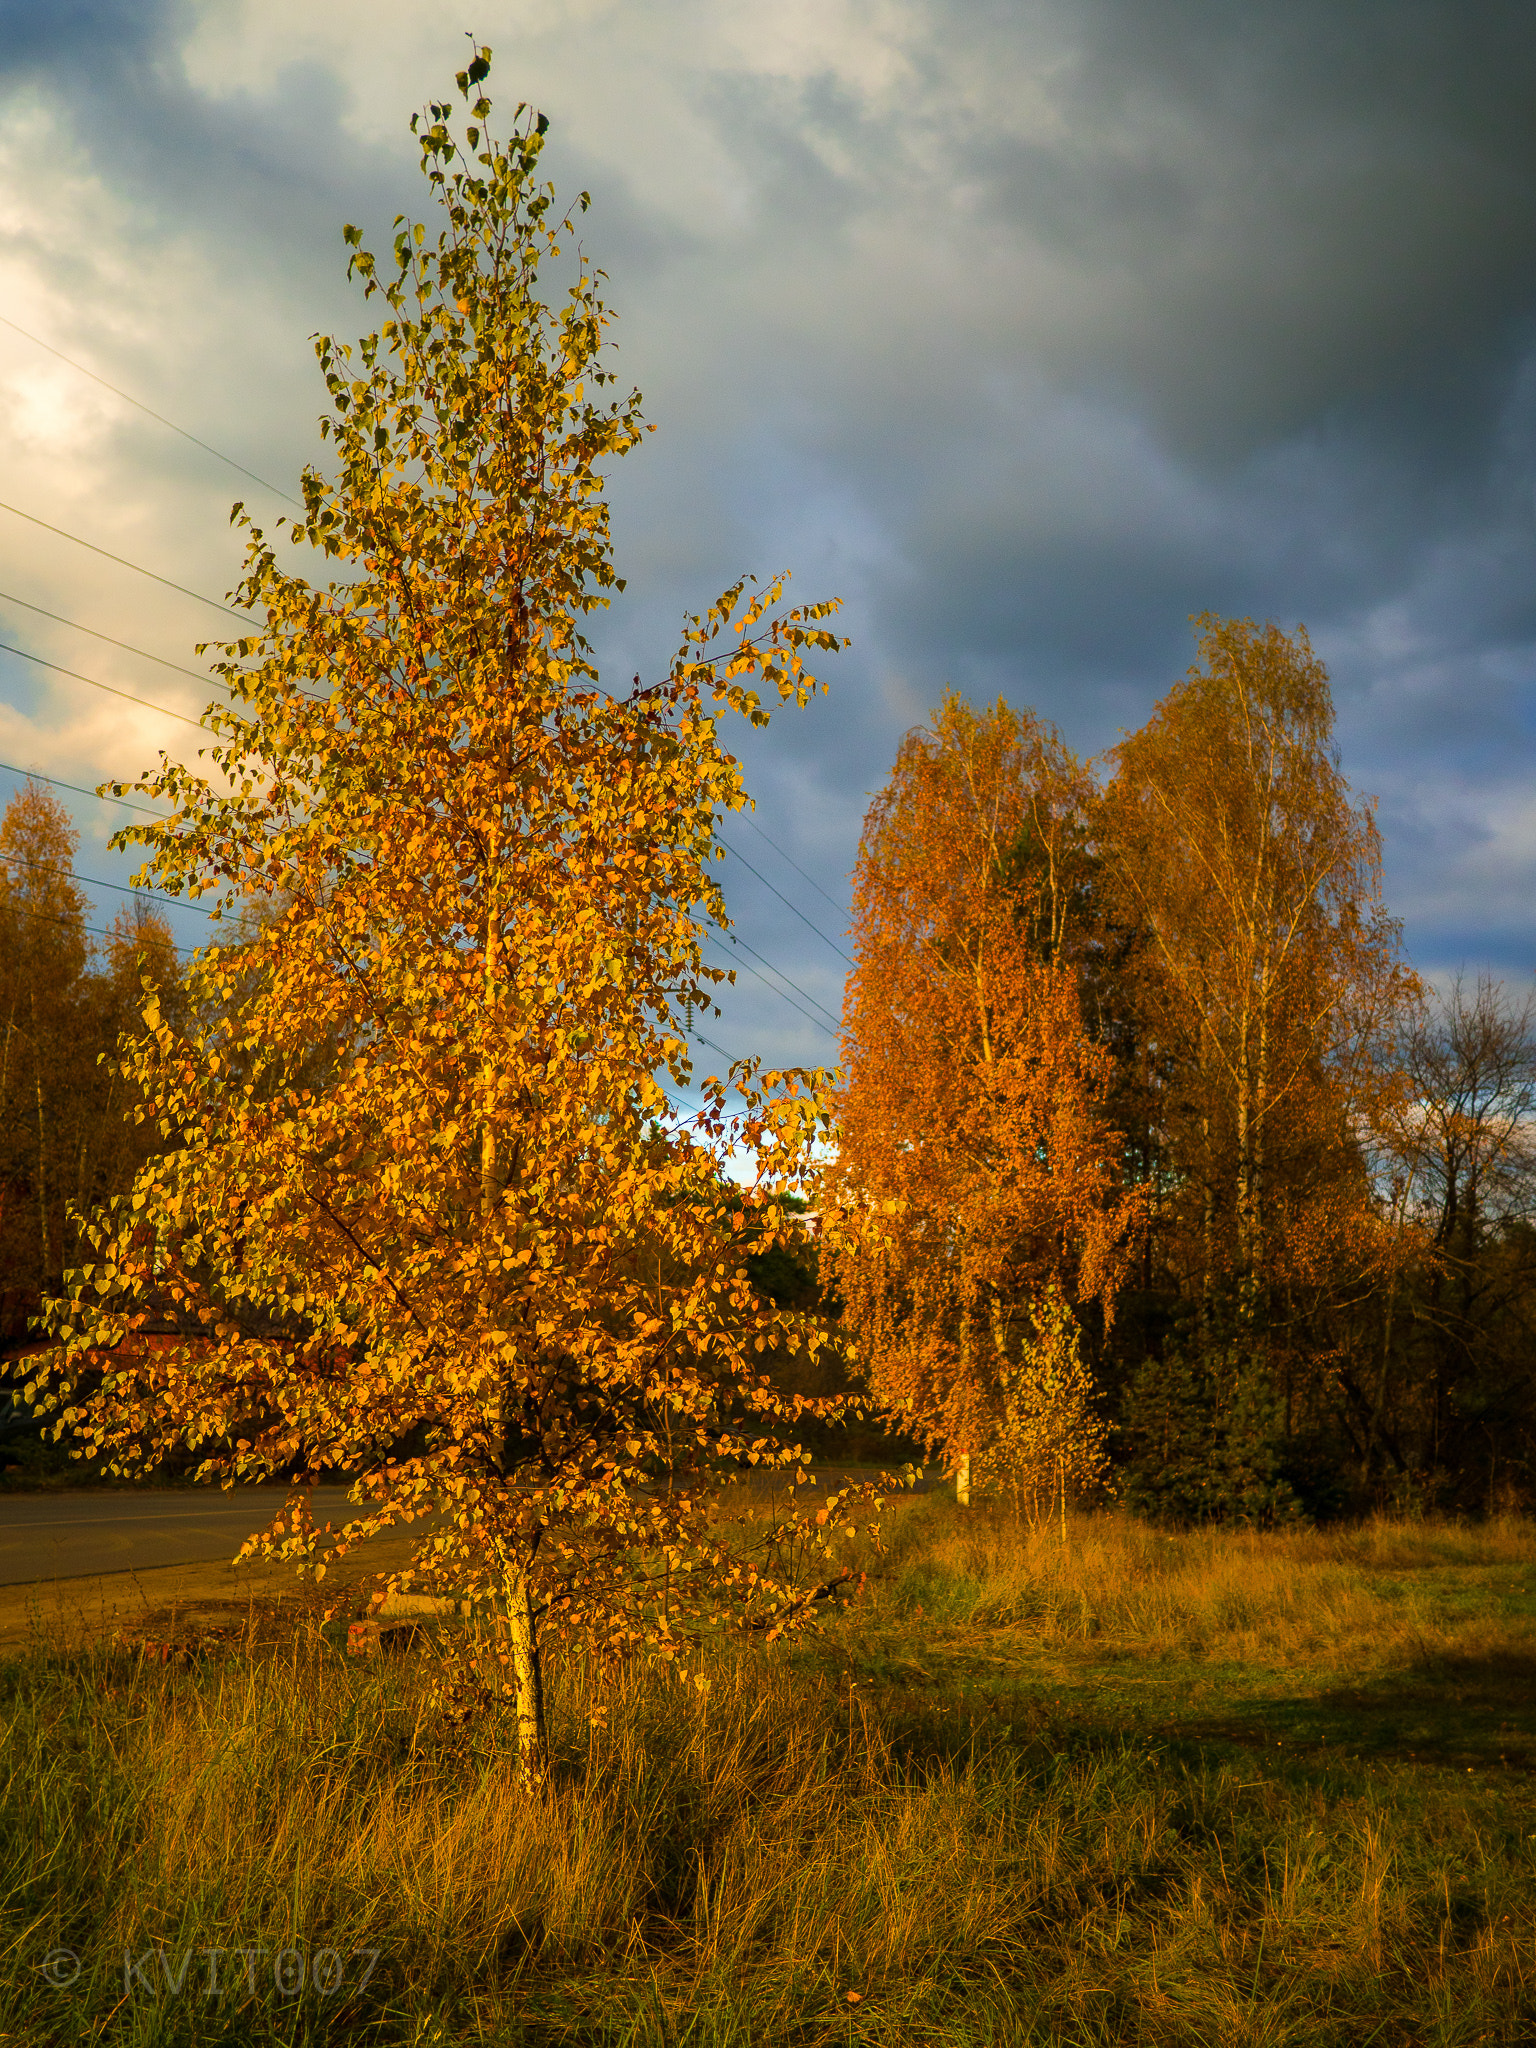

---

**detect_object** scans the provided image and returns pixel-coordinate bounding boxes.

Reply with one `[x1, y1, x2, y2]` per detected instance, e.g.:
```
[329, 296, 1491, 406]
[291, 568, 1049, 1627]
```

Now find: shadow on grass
[839, 1633, 1536, 1787]
[1224, 1647, 1536, 1770]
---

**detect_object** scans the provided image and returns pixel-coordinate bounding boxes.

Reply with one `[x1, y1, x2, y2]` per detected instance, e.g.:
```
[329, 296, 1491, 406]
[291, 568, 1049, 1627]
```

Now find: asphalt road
[0, 1469, 930, 1586]
[0, 1488, 356, 1586]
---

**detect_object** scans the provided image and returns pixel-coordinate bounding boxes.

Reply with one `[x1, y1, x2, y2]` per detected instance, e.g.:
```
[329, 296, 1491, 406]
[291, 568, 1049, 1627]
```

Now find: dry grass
[2, 1506, 1534, 2043]
[877, 1501, 1536, 1667]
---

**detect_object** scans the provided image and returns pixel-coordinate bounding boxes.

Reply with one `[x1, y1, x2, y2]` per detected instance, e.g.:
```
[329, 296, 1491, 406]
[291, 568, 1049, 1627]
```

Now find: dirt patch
[0, 1530, 423, 1655]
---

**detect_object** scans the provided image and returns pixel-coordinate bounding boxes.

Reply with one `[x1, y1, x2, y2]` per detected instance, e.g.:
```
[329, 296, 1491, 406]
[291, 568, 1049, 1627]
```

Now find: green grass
[3, 1503, 1535, 2043]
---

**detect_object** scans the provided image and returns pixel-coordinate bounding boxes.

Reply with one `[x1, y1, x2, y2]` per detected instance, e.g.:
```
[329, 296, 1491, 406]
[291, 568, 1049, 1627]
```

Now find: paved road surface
[0, 1468, 930, 1585]
[0, 1488, 356, 1586]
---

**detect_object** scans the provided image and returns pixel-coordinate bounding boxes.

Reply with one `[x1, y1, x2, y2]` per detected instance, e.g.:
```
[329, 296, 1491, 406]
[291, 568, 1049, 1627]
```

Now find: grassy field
[2, 1500, 1535, 2045]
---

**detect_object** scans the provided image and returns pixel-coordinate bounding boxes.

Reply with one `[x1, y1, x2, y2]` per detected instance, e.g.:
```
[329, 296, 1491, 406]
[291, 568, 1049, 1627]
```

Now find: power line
[0, 501, 246, 622]
[0, 313, 302, 510]
[719, 841, 853, 965]
[0, 734, 842, 1071]
[0, 589, 220, 686]
[691, 1028, 741, 1070]
[712, 940, 835, 1038]
[735, 813, 848, 921]
[2, 329, 851, 997]
[0, 881, 192, 957]
[726, 929, 841, 1031]
[0, 551, 343, 710]
[0, 644, 843, 1012]
[0, 762, 842, 1061]
[0, 760, 168, 819]
[0, 848, 215, 919]
[0, 522, 846, 1000]
[0, 640, 207, 730]
[706, 932, 839, 1038]
[0, 534, 842, 1044]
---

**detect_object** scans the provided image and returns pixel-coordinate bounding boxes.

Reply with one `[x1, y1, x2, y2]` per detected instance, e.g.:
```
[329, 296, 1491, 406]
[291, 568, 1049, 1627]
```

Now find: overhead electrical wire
[717, 840, 853, 965]
[0, 312, 303, 510]
[0, 742, 849, 1048]
[1, 500, 851, 972]
[0, 847, 214, 919]
[0, 668, 848, 1033]
[0, 614, 849, 1010]
[0, 881, 192, 957]
[4, 557, 856, 953]
[0, 334, 846, 941]
[708, 941, 835, 1040]
[1, 323, 855, 942]
[0, 639, 207, 730]
[690, 1028, 740, 1070]
[0, 758, 820, 998]
[0, 357, 855, 1018]
[726, 928, 841, 1032]
[706, 932, 839, 1038]
[735, 814, 848, 921]
[0, 763, 822, 1055]
[0, 759, 168, 818]
[0, 501, 246, 622]
[0, 589, 220, 685]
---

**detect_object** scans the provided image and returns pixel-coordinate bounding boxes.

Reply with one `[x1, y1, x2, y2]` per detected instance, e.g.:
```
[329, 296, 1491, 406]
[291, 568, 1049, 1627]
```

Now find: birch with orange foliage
[825, 694, 1144, 1504]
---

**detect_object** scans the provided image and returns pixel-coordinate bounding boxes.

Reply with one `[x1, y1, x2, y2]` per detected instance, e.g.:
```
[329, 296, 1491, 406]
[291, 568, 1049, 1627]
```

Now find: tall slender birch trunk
[483, 876, 549, 1781]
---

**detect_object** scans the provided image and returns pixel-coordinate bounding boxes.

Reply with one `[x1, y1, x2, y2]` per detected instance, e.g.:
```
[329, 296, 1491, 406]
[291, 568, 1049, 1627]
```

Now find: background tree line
[13, 612, 1535, 1526]
[0, 781, 178, 1471]
[828, 615, 1536, 1521]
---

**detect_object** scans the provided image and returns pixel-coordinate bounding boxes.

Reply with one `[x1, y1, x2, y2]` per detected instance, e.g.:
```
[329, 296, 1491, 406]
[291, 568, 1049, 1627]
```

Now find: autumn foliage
[32, 54, 864, 1770]
[1102, 616, 1416, 1313]
[0, 783, 176, 1343]
[831, 623, 1450, 1519]
[825, 694, 1144, 1494]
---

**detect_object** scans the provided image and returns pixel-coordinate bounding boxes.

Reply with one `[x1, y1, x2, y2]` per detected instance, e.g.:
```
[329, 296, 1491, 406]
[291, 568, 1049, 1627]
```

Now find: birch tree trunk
[484, 888, 550, 1782]
[506, 1569, 548, 1783]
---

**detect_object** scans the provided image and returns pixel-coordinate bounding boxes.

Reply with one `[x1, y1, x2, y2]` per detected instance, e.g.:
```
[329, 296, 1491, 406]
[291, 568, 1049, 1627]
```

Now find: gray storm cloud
[2, 0, 1536, 1060]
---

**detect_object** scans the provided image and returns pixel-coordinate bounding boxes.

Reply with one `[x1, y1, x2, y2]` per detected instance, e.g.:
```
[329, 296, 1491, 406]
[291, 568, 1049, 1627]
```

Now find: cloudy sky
[3, 0, 1536, 1070]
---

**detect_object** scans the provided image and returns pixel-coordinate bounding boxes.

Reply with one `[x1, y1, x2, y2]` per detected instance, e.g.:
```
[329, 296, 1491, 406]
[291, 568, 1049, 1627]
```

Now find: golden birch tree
[825, 693, 1143, 1502]
[30, 53, 859, 1776]
[1102, 616, 1415, 1323]
[1105, 614, 1417, 1449]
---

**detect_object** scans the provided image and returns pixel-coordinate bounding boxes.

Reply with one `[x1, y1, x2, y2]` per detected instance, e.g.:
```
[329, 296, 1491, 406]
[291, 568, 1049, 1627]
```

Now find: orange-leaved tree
[0, 783, 179, 1335]
[31, 53, 862, 1776]
[825, 693, 1144, 1503]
